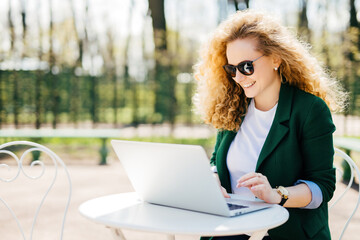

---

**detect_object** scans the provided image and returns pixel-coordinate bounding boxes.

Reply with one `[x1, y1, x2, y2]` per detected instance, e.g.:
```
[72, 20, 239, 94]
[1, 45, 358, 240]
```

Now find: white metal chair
[330, 147, 360, 240]
[0, 140, 72, 240]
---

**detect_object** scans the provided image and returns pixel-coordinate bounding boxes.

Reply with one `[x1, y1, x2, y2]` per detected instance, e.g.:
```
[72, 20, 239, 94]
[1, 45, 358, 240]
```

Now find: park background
[0, 0, 360, 239]
[1, 0, 360, 131]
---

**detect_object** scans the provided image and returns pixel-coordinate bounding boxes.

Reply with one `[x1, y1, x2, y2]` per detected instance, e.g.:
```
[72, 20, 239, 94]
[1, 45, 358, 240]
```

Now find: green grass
[0, 136, 217, 164]
[0, 136, 215, 147]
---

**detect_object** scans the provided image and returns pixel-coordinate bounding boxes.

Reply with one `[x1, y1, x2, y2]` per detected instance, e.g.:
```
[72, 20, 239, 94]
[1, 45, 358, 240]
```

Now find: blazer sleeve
[300, 97, 336, 204]
[210, 130, 224, 167]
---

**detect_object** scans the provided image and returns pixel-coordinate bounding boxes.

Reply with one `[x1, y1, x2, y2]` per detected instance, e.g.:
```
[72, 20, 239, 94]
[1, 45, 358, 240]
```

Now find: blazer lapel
[217, 130, 236, 192]
[255, 83, 293, 171]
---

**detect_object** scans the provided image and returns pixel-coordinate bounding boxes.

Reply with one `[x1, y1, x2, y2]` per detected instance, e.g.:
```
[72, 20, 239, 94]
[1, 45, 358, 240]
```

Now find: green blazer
[202, 83, 336, 240]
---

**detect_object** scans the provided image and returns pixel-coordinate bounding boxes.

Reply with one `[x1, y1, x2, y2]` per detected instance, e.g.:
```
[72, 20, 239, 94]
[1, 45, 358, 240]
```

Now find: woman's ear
[271, 55, 281, 69]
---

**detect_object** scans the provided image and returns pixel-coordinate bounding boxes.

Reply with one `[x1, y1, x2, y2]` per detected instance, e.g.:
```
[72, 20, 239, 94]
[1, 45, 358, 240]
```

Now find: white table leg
[109, 227, 127, 240]
[165, 234, 175, 240]
[248, 230, 268, 240]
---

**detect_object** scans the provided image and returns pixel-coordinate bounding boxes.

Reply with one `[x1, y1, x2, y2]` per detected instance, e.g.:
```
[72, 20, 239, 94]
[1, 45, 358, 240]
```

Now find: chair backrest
[0, 141, 72, 240]
[330, 147, 360, 240]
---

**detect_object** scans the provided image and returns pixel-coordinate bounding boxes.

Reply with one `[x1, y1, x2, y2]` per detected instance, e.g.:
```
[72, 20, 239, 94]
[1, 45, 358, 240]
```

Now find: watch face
[278, 186, 289, 199]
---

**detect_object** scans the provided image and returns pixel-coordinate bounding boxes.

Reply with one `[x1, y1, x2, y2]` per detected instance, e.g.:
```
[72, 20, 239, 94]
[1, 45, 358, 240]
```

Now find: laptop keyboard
[227, 203, 249, 210]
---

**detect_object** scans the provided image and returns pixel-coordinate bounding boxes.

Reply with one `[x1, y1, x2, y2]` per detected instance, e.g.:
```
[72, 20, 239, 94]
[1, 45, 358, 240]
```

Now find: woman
[194, 9, 347, 240]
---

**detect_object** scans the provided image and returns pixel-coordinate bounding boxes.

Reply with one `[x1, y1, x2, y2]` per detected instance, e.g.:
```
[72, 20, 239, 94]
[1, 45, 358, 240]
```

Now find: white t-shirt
[226, 99, 278, 199]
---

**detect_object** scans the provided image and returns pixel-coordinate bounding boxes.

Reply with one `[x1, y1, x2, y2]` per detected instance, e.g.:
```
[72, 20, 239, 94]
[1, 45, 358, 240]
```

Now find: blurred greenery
[0, 136, 217, 163]
[0, 0, 360, 135]
[6, 136, 216, 148]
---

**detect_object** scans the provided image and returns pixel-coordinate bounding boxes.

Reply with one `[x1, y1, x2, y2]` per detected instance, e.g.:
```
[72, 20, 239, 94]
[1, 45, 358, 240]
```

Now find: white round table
[79, 192, 289, 240]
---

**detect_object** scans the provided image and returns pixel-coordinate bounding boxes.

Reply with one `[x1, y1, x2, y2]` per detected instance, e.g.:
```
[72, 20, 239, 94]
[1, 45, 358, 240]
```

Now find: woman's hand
[220, 186, 231, 198]
[213, 173, 230, 198]
[237, 172, 280, 204]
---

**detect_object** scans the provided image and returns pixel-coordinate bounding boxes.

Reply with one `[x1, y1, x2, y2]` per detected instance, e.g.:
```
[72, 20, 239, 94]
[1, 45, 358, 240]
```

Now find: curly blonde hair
[193, 9, 347, 131]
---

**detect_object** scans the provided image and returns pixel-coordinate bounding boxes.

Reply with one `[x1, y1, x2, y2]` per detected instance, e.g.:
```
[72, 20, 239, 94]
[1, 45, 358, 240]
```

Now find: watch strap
[279, 197, 288, 206]
[276, 186, 289, 206]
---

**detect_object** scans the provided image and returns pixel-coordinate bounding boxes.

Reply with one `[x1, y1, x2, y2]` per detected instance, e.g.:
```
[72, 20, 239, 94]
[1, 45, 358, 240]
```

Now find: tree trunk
[35, 0, 43, 129]
[343, 0, 360, 133]
[121, 0, 134, 117]
[35, 70, 43, 129]
[49, 0, 59, 129]
[12, 73, 19, 128]
[112, 72, 118, 127]
[8, 0, 19, 128]
[298, 0, 311, 43]
[8, 0, 15, 52]
[20, 0, 27, 54]
[148, 0, 167, 50]
[149, 0, 177, 125]
[350, 0, 358, 28]
[149, 0, 167, 118]
[69, 0, 84, 127]
[349, 0, 360, 53]
[90, 75, 98, 127]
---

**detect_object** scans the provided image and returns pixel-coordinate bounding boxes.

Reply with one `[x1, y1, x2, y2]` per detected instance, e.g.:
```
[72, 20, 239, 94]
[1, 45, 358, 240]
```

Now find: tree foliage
[0, 0, 359, 130]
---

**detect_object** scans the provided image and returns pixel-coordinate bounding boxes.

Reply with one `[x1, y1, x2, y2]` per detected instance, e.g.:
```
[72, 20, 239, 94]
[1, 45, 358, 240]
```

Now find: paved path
[1, 158, 359, 240]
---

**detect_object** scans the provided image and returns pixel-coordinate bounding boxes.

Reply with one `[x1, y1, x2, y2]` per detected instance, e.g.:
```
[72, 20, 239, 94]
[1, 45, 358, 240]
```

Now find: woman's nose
[234, 70, 245, 83]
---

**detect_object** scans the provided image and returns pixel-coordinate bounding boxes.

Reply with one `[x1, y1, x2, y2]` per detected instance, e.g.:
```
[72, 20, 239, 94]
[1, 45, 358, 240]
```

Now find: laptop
[111, 140, 272, 217]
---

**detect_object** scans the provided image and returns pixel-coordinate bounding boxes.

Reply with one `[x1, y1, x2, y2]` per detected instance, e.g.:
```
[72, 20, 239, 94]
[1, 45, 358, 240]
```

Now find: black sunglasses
[223, 55, 264, 77]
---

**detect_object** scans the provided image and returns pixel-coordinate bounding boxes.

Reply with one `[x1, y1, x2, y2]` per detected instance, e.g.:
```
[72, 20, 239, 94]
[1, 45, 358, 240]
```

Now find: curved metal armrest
[331, 147, 360, 240]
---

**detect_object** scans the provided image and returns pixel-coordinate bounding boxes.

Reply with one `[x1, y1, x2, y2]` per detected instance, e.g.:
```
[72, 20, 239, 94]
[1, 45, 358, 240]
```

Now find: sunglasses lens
[239, 62, 254, 75]
[223, 65, 236, 77]
[223, 61, 255, 77]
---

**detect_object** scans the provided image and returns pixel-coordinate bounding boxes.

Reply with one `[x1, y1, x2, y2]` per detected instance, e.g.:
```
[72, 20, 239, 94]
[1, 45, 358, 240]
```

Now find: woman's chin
[243, 89, 256, 98]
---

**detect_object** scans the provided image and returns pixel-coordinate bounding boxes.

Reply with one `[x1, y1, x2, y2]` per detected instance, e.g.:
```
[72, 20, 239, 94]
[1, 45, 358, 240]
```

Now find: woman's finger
[250, 183, 267, 191]
[237, 174, 265, 188]
[238, 172, 259, 183]
[221, 187, 231, 198]
[237, 172, 265, 186]
[237, 178, 258, 188]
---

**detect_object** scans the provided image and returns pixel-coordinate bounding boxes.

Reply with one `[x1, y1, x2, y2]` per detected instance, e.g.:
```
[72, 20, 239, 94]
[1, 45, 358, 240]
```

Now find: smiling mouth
[242, 81, 256, 88]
